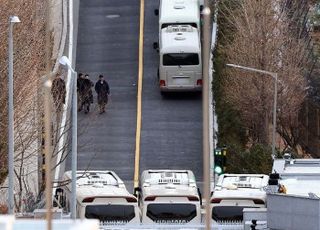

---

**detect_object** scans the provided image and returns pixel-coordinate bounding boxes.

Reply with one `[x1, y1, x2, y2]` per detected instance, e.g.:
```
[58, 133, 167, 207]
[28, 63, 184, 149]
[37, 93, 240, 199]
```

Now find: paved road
[66, 0, 203, 185]
[66, 0, 139, 181]
[140, 0, 203, 181]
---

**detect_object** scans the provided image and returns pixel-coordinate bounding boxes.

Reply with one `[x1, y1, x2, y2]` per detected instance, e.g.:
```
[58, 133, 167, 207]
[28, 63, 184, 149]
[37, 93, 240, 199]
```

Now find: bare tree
[0, 0, 47, 183]
[0, 0, 99, 213]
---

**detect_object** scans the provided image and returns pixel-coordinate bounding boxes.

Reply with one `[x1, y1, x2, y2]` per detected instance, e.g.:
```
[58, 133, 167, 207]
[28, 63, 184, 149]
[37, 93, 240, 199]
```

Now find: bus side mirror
[54, 188, 66, 208]
[153, 42, 159, 51]
[269, 173, 280, 180]
[133, 187, 141, 197]
[268, 179, 279, 186]
[197, 188, 202, 206]
[154, 9, 159, 16]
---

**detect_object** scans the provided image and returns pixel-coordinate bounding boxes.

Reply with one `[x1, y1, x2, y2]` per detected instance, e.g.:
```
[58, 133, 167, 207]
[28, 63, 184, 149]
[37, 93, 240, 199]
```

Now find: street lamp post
[226, 63, 278, 159]
[8, 15, 20, 214]
[58, 56, 77, 219]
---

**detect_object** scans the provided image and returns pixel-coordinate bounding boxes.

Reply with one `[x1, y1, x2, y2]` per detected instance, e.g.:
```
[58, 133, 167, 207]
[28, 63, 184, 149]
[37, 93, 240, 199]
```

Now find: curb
[209, 5, 219, 189]
[53, 0, 78, 187]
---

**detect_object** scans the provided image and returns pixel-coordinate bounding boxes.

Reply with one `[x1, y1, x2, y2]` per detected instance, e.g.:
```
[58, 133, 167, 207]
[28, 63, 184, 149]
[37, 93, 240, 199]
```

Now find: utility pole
[226, 64, 278, 159]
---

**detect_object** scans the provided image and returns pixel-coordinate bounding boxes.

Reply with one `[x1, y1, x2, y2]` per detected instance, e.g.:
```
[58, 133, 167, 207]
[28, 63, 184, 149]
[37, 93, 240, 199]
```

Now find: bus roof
[272, 159, 320, 197]
[140, 170, 199, 198]
[160, 25, 200, 53]
[212, 174, 269, 200]
[63, 171, 135, 203]
[273, 159, 320, 175]
[160, 0, 200, 26]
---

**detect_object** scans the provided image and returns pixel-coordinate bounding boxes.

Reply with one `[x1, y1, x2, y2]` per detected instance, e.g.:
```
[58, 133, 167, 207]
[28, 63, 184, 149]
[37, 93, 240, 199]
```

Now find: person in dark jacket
[82, 74, 94, 114]
[51, 74, 66, 113]
[95, 75, 110, 114]
[77, 73, 85, 111]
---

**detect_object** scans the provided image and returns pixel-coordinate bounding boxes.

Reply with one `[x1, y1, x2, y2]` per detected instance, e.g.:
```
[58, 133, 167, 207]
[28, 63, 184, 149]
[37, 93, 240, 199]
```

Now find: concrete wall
[267, 194, 320, 230]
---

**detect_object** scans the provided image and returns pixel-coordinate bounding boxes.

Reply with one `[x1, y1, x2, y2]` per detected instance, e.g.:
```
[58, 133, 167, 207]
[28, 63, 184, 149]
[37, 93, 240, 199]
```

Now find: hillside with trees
[214, 0, 318, 173]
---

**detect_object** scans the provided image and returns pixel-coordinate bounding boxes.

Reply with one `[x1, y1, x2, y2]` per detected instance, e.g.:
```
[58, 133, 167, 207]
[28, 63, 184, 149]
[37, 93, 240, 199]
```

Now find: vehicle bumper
[160, 85, 202, 92]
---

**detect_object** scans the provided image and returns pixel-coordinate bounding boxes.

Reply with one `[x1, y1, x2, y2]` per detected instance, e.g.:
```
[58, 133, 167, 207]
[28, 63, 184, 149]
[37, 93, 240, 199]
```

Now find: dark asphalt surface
[66, 0, 203, 186]
[140, 0, 203, 181]
[66, 0, 139, 181]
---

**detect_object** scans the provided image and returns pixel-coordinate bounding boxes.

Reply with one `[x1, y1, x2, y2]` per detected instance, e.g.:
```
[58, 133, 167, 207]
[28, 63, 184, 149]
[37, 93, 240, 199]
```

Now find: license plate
[173, 77, 190, 86]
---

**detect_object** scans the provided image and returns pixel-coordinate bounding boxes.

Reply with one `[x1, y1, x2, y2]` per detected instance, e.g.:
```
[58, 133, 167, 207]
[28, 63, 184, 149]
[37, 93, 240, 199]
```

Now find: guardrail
[53, 0, 75, 187]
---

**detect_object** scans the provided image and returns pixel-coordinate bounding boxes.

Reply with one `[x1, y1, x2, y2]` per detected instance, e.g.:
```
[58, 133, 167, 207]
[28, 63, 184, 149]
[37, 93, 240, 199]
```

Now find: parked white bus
[210, 174, 269, 224]
[157, 25, 202, 92]
[156, 0, 201, 31]
[55, 171, 140, 226]
[138, 169, 202, 225]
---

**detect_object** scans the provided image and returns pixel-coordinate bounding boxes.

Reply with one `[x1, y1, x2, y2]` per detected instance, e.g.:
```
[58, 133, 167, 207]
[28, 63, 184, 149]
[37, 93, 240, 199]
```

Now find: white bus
[138, 169, 202, 225]
[157, 25, 202, 92]
[55, 171, 140, 226]
[210, 174, 269, 224]
[156, 0, 201, 31]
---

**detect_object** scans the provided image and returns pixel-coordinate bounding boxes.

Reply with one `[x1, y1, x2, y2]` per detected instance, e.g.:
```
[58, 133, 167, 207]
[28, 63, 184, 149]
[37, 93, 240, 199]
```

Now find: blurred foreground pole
[71, 69, 77, 219]
[202, 0, 212, 229]
[44, 1, 52, 228]
[44, 79, 52, 230]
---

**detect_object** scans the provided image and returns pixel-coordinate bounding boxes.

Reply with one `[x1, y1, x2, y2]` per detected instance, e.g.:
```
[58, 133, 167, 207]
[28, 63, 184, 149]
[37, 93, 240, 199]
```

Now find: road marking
[106, 14, 120, 19]
[134, 0, 145, 189]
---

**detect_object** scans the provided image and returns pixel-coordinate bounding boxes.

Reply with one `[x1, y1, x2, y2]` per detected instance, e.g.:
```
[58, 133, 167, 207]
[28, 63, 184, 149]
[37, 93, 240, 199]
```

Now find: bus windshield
[147, 203, 197, 223]
[212, 206, 255, 222]
[85, 205, 135, 224]
[161, 23, 198, 29]
[163, 53, 199, 66]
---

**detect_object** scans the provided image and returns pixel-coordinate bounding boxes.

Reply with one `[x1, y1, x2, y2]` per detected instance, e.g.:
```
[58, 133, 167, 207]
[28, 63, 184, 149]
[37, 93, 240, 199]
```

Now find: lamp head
[59, 56, 71, 67]
[10, 16, 21, 23]
[226, 64, 237, 68]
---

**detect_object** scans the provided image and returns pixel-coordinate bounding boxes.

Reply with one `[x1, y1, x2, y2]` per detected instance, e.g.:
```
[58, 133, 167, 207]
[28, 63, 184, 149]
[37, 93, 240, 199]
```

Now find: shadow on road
[161, 91, 202, 100]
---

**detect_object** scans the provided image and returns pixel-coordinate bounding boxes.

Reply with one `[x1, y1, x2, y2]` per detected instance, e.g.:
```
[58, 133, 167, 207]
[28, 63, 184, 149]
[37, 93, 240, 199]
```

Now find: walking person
[82, 74, 94, 114]
[51, 73, 66, 124]
[95, 75, 110, 114]
[77, 73, 85, 111]
[51, 73, 66, 114]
